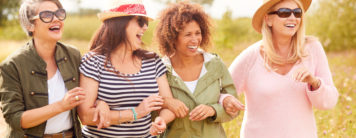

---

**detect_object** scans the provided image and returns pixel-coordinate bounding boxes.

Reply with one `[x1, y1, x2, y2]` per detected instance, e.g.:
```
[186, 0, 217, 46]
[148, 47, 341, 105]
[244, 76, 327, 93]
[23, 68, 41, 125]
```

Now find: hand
[93, 100, 111, 130]
[135, 94, 164, 118]
[150, 116, 166, 136]
[293, 67, 320, 90]
[163, 97, 189, 118]
[189, 104, 215, 121]
[223, 96, 245, 117]
[58, 87, 86, 112]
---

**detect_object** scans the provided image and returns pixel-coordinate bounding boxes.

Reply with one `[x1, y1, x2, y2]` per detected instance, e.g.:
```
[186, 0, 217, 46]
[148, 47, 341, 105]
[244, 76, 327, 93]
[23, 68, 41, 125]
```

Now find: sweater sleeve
[306, 40, 339, 110]
[0, 61, 25, 133]
[228, 42, 259, 95]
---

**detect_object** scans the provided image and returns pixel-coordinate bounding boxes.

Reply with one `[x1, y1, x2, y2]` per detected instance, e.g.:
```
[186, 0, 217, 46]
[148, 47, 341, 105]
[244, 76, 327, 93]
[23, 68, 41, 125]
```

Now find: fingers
[189, 105, 208, 121]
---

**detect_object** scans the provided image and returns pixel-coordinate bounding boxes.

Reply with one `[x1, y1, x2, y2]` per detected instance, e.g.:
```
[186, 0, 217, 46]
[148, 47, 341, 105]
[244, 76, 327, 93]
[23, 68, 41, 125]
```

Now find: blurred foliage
[306, 0, 356, 51]
[0, 0, 20, 26]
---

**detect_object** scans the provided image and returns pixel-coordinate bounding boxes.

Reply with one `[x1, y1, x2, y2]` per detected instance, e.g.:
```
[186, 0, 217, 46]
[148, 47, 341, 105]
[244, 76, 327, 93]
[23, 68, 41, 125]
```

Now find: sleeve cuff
[306, 77, 324, 94]
[218, 94, 234, 105]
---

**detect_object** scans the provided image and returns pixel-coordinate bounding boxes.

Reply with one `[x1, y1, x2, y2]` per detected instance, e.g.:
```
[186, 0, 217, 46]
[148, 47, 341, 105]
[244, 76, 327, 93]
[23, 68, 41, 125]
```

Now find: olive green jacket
[0, 40, 82, 138]
[162, 53, 238, 138]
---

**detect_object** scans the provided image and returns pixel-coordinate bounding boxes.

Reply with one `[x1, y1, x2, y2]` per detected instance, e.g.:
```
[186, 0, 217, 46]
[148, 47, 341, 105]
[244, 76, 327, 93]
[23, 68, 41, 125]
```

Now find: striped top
[79, 52, 166, 138]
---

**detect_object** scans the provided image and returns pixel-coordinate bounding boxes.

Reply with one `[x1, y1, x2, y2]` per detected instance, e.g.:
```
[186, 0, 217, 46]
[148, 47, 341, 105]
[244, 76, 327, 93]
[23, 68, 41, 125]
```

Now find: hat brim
[252, 0, 312, 33]
[97, 12, 153, 22]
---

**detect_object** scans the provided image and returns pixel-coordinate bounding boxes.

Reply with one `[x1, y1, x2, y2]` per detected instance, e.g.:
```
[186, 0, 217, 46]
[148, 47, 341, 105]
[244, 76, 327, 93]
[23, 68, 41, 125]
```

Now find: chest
[173, 63, 203, 81]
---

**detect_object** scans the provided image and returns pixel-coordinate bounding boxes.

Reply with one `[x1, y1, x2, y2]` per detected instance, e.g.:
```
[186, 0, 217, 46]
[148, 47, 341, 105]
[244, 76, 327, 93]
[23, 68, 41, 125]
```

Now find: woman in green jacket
[150, 2, 243, 137]
[0, 0, 85, 137]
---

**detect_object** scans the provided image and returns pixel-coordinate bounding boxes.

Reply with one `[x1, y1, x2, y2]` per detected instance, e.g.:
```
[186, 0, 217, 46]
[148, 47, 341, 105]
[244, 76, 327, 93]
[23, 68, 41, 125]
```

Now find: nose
[142, 24, 148, 31]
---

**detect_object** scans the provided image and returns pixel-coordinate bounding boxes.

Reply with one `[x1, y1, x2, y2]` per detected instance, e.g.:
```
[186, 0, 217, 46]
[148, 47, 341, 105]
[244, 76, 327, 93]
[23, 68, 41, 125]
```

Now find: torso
[170, 54, 204, 81]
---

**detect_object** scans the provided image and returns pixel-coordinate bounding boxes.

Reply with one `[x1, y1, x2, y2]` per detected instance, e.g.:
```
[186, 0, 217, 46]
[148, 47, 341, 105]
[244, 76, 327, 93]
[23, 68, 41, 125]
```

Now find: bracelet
[131, 108, 137, 121]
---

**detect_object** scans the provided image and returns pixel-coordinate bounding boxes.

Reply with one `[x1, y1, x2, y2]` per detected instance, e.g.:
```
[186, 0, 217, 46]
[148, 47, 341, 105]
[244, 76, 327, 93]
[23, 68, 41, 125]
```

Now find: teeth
[137, 33, 143, 37]
[49, 26, 60, 30]
[188, 46, 197, 49]
[285, 24, 295, 27]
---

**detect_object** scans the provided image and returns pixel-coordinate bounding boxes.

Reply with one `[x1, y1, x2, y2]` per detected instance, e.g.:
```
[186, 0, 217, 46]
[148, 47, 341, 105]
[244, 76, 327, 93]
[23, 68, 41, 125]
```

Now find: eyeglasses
[137, 16, 148, 27]
[268, 8, 302, 18]
[31, 9, 66, 23]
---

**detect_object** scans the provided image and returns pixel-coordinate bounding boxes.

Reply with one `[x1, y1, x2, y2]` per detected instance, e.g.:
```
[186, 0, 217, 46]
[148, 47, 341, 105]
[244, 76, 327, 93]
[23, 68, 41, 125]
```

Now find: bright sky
[61, 0, 318, 19]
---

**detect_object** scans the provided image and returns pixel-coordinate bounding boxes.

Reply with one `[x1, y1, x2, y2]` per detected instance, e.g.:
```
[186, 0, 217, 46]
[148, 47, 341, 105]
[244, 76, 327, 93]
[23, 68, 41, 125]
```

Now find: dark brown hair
[155, 2, 212, 56]
[89, 16, 156, 75]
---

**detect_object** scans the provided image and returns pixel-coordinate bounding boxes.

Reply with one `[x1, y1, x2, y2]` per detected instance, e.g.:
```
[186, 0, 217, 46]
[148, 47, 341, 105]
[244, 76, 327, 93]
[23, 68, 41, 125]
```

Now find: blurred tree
[0, 0, 20, 26]
[307, 0, 356, 51]
[154, 0, 214, 6]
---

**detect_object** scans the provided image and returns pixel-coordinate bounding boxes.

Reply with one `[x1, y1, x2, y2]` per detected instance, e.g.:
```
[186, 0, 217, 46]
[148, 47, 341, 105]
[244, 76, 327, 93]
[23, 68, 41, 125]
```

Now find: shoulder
[304, 36, 325, 54]
[57, 41, 81, 56]
[0, 42, 32, 69]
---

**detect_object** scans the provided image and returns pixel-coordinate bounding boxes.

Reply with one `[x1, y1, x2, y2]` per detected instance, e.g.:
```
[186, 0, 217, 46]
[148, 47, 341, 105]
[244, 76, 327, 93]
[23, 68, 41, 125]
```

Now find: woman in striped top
[77, 0, 175, 137]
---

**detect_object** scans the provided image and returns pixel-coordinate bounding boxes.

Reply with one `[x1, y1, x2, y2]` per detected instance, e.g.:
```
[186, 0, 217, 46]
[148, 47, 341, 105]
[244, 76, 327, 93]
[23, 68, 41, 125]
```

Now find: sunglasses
[268, 8, 302, 18]
[31, 9, 66, 23]
[137, 16, 148, 27]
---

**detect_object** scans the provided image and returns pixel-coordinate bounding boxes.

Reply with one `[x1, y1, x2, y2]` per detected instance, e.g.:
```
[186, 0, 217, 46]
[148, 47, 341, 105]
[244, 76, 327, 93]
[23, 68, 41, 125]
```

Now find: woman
[0, 0, 85, 137]
[150, 2, 240, 137]
[224, 0, 339, 137]
[77, 0, 174, 137]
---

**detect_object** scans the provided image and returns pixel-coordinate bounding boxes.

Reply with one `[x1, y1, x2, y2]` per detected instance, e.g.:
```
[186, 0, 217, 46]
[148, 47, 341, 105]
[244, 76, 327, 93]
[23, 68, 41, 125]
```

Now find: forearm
[158, 109, 175, 124]
[21, 101, 64, 129]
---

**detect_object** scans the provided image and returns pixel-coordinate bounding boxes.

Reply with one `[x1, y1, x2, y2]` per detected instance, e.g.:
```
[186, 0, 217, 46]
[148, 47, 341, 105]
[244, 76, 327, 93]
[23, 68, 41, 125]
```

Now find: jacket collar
[163, 51, 224, 99]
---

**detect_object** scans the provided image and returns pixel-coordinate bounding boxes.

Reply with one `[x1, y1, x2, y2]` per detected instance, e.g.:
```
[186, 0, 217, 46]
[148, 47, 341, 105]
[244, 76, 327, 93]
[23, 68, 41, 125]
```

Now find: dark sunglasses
[31, 9, 66, 23]
[137, 16, 148, 27]
[268, 8, 302, 18]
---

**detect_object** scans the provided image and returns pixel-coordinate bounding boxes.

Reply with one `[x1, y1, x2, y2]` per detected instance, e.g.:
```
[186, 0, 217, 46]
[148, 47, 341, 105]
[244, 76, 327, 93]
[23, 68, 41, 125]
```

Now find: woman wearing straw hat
[150, 2, 242, 137]
[222, 0, 339, 137]
[0, 0, 85, 137]
[77, 0, 175, 137]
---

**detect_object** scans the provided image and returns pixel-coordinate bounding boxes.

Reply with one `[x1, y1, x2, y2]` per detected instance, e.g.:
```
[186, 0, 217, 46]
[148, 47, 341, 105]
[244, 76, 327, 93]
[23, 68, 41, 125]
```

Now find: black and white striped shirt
[79, 52, 166, 138]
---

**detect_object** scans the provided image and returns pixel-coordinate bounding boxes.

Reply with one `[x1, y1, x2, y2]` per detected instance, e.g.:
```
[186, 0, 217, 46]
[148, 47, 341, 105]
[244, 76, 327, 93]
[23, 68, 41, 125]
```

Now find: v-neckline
[257, 47, 297, 77]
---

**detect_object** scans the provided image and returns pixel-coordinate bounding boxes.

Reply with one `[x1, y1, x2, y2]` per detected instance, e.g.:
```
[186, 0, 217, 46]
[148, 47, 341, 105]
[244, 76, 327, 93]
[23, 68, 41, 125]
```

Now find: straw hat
[98, 0, 153, 21]
[252, 0, 312, 33]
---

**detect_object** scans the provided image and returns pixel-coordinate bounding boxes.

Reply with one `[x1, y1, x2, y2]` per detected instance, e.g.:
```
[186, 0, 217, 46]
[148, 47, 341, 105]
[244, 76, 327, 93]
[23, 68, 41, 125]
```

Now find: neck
[111, 44, 134, 63]
[170, 52, 203, 68]
[33, 36, 56, 60]
[272, 35, 292, 56]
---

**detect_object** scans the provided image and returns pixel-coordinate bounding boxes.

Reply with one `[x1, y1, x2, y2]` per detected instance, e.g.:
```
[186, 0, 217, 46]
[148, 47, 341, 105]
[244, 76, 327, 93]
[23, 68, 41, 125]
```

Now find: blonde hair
[261, 0, 307, 68]
[19, 0, 63, 36]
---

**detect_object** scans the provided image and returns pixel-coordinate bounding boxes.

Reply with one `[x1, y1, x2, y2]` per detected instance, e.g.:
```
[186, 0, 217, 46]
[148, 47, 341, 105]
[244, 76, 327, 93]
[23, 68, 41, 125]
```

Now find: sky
[61, 0, 319, 19]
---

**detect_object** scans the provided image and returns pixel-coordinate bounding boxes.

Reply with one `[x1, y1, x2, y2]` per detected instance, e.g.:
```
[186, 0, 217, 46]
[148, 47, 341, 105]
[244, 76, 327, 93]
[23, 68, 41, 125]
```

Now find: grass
[0, 40, 355, 137]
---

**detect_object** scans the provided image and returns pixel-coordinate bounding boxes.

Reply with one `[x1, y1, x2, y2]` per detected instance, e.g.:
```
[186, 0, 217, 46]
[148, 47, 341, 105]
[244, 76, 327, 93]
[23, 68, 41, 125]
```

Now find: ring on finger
[75, 95, 79, 101]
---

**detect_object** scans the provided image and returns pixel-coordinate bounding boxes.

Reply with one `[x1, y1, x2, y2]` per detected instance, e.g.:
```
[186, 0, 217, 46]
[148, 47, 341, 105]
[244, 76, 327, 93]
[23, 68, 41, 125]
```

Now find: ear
[28, 24, 35, 32]
[265, 15, 273, 27]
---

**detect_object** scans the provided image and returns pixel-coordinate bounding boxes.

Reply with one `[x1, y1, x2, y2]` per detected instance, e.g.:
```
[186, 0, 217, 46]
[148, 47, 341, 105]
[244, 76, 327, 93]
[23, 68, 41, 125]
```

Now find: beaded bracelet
[131, 108, 137, 121]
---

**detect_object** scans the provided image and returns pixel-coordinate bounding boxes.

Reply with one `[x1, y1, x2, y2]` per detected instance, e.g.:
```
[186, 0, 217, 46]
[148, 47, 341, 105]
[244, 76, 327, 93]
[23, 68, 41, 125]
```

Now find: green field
[0, 14, 355, 137]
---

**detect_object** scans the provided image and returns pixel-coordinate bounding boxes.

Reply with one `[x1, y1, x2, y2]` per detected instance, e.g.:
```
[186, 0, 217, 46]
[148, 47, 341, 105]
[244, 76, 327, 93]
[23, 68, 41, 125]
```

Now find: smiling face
[30, 1, 64, 41]
[126, 16, 148, 50]
[266, 0, 301, 38]
[175, 21, 202, 57]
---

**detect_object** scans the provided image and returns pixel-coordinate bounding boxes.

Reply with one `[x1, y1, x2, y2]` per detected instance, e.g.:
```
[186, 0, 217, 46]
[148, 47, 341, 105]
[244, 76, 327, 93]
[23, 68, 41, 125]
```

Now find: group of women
[0, 0, 338, 138]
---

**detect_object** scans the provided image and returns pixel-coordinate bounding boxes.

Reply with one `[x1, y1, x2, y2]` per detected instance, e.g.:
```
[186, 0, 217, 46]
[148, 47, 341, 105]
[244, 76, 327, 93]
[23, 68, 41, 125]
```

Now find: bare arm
[21, 87, 85, 128]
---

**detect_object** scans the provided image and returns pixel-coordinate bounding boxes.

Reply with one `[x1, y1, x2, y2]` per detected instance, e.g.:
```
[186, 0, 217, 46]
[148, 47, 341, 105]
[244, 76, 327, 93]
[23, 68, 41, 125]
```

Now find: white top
[169, 50, 213, 93]
[45, 69, 72, 134]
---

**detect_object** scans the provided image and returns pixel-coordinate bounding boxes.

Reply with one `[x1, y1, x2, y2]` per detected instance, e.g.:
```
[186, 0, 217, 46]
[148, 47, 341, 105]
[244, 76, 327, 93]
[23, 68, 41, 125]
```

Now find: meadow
[0, 14, 355, 137]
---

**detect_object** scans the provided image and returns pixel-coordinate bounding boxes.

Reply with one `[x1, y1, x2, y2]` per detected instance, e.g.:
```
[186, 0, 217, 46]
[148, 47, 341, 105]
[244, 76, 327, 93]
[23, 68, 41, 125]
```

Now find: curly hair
[155, 1, 212, 56]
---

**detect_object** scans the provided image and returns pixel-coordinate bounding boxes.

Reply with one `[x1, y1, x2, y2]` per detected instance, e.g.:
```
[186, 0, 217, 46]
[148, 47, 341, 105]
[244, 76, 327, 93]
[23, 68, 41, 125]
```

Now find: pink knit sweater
[227, 40, 339, 138]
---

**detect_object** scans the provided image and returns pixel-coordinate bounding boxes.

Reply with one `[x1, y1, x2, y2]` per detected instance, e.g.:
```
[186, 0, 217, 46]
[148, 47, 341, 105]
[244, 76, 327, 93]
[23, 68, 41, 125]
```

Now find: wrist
[54, 101, 66, 113]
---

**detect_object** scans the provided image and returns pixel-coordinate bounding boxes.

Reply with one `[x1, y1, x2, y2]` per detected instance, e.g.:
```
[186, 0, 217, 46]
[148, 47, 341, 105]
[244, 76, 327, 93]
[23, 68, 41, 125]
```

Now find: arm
[206, 60, 239, 123]
[78, 74, 164, 128]
[0, 63, 84, 130]
[305, 41, 339, 110]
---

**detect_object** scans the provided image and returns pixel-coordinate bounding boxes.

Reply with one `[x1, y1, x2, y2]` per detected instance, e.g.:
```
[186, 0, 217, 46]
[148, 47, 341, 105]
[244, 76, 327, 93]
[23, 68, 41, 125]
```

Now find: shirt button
[30, 92, 35, 95]
[31, 71, 35, 75]
[64, 57, 68, 61]
[72, 77, 76, 82]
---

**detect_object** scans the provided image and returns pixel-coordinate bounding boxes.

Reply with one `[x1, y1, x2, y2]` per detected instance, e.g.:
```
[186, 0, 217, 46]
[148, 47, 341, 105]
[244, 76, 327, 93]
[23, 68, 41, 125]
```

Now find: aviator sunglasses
[268, 8, 302, 18]
[31, 9, 66, 23]
[137, 16, 149, 27]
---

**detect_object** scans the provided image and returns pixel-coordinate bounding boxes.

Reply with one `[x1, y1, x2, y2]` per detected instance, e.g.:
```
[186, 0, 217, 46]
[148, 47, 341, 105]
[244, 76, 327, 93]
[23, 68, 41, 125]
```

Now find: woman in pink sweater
[222, 0, 339, 137]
